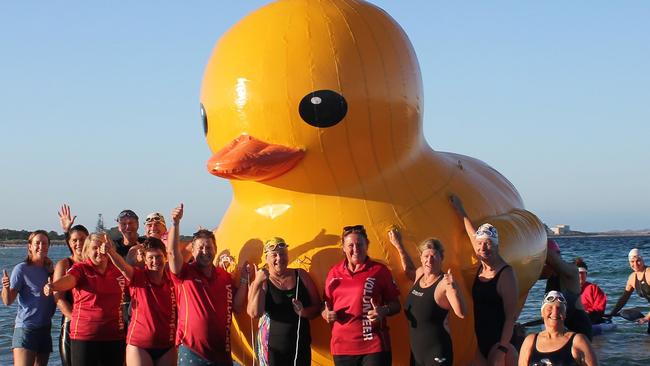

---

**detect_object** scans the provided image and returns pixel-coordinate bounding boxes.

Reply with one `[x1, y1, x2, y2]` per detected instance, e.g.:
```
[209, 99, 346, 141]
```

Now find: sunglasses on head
[543, 293, 567, 304]
[264, 241, 288, 253]
[117, 211, 138, 221]
[145, 216, 164, 223]
[343, 224, 366, 233]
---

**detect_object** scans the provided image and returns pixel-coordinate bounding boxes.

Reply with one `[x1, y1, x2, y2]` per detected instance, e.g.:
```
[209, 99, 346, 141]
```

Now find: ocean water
[2, 236, 650, 365]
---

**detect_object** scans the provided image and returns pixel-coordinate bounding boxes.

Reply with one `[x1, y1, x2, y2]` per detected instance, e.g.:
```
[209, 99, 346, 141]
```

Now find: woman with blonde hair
[248, 237, 321, 366]
[2, 230, 56, 366]
[389, 231, 466, 366]
[44, 232, 126, 366]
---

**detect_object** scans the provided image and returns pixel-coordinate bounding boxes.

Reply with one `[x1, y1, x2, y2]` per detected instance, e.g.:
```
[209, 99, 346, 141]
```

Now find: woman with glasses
[2, 230, 56, 366]
[105, 235, 177, 366]
[450, 195, 518, 366]
[608, 248, 650, 332]
[321, 225, 401, 366]
[518, 291, 598, 366]
[44, 232, 127, 366]
[54, 204, 89, 366]
[248, 237, 321, 366]
[388, 230, 466, 366]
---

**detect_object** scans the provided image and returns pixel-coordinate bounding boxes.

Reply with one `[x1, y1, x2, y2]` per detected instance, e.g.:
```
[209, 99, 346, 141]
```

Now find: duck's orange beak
[207, 134, 305, 182]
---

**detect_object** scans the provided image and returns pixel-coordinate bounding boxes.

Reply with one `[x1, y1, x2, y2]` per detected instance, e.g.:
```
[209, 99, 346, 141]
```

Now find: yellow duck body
[200, 1, 547, 365]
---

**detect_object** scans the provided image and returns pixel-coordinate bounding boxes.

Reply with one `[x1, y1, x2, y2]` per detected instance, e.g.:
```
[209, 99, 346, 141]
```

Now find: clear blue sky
[1, 1, 648, 234]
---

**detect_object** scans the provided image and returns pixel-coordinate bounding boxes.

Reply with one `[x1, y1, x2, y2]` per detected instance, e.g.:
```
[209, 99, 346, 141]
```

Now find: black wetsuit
[472, 265, 509, 358]
[528, 333, 578, 366]
[261, 270, 311, 366]
[59, 257, 74, 366]
[634, 271, 650, 334]
[634, 271, 650, 300]
[405, 275, 452, 366]
[546, 276, 592, 340]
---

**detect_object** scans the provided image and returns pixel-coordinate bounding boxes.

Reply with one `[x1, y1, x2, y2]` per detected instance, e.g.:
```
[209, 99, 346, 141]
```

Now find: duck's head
[202, 0, 425, 189]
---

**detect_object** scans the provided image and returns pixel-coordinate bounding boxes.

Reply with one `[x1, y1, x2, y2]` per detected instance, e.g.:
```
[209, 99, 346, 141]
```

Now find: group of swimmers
[2, 196, 649, 366]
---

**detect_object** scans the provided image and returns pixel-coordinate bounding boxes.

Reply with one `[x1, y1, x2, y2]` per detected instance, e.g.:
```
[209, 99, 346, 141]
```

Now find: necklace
[420, 272, 442, 287]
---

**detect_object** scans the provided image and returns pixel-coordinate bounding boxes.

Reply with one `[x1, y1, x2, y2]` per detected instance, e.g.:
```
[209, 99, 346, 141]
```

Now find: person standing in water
[574, 258, 607, 325]
[543, 240, 593, 340]
[609, 248, 650, 333]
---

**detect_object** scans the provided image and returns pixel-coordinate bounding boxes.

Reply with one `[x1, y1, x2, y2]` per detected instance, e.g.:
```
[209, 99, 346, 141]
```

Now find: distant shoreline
[550, 232, 650, 239]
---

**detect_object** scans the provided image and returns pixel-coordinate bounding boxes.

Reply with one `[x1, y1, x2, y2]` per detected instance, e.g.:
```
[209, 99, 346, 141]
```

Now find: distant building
[551, 224, 571, 235]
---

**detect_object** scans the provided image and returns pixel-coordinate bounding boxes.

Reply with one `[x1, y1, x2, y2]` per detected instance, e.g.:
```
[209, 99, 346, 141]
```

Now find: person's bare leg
[34, 352, 50, 366]
[126, 344, 153, 366]
[13, 348, 36, 366]
[155, 347, 177, 366]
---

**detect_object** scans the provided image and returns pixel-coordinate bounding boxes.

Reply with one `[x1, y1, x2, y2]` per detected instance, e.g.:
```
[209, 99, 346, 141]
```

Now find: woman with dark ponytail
[54, 204, 89, 366]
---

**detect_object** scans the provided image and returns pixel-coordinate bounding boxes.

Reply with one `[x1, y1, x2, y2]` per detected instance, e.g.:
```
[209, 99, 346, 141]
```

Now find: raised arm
[103, 233, 134, 281]
[247, 264, 268, 318]
[387, 228, 416, 281]
[450, 194, 478, 246]
[58, 203, 76, 234]
[167, 204, 184, 275]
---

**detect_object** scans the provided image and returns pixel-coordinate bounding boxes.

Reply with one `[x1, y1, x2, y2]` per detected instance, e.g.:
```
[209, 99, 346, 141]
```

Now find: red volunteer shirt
[580, 282, 607, 314]
[172, 262, 235, 363]
[126, 268, 176, 348]
[323, 258, 400, 355]
[68, 260, 126, 341]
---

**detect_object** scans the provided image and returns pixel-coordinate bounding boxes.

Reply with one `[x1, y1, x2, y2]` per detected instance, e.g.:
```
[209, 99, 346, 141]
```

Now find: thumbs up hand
[2, 269, 10, 289]
[43, 277, 54, 296]
[321, 301, 337, 323]
[367, 298, 386, 322]
[443, 268, 458, 290]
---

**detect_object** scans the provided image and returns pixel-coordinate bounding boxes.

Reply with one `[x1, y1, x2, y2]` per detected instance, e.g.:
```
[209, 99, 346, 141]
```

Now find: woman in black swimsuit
[248, 237, 321, 366]
[519, 291, 598, 366]
[389, 231, 466, 366]
[450, 195, 518, 366]
[609, 248, 650, 333]
[53, 204, 89, 366]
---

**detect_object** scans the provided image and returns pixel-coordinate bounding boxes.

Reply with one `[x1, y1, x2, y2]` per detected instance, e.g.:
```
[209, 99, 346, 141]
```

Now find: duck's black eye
[200, 103, 208, 136]
[299, 90, 347, 128]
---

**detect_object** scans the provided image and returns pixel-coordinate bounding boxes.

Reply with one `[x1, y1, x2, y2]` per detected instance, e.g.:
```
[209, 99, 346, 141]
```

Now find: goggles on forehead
[542, 291, 567, 307]
[264, 238, 288, 253]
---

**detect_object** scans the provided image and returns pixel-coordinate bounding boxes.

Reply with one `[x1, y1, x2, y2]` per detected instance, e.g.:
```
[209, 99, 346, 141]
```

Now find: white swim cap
[629, 248, 642, 260]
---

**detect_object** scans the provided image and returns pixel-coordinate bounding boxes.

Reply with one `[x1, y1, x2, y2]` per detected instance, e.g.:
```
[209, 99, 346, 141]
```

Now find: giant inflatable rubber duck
[200, 1, 547, 365]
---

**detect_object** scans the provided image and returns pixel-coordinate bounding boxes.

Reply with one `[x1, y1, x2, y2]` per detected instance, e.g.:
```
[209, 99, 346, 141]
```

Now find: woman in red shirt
[321, 225, 401, 366]
[105, 236, 177, 366]
[44, 232, 126, 366]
